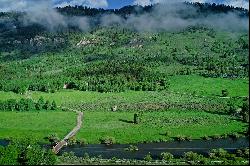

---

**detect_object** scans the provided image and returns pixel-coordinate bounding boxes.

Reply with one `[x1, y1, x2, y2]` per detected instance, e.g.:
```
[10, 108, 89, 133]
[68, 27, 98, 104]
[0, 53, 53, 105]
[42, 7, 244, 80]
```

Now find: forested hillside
[0, 2, 249, 94]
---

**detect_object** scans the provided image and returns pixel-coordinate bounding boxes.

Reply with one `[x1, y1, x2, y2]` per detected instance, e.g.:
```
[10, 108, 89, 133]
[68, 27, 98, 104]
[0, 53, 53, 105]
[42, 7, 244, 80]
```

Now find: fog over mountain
[0, 0, 248, 32]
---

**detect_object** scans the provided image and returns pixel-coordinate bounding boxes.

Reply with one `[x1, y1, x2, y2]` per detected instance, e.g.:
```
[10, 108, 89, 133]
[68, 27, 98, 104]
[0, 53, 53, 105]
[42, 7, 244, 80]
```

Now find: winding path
[53, 108, 83, 154]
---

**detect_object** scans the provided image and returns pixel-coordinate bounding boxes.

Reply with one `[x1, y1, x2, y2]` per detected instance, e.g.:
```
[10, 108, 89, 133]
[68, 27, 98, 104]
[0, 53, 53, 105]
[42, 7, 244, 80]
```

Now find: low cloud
[103, 2, 249, 32]
[53, 0, 108, 8]
[133, 0, 249, 9]
[0, 0, 248, 33]
[3, 0, 90, 31]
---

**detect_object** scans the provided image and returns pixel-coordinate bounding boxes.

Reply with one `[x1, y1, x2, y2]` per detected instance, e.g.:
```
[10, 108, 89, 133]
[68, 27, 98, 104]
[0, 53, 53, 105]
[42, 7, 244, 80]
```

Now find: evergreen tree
[43, 100, 51, 110]
[51, 100, 57, 110]
[36, 97, 45, 110]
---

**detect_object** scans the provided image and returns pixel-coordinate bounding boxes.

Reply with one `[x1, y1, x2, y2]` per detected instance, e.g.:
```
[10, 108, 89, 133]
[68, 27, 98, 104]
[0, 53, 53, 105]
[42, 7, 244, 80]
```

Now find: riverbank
[58, 137, 249, 159]
[58, 146, 249, 165]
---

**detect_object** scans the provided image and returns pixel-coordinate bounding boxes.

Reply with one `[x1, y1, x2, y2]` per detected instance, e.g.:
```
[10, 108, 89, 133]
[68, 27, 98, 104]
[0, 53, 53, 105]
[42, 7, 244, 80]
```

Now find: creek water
[0, 139, 10, 147]
[1, 137, 248, 160]
[58, 137, 249, 159]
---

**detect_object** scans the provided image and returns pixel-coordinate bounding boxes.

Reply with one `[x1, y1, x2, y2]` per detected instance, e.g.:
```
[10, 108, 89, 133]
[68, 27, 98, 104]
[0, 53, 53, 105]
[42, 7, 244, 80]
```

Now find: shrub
[0, 139, 56, 165]
[134, 113, 140, 124]
[43, 100, 51, 110]
[184, 151, 204, 161]
[164, 131, 171, 137]
[77, 138, 87, 145]
[100, 136, 116, 145]
[221, 134, 228, 138]
[46, 133, 60, 145]
[176, 135, 186, 141]
[83, 153, 90, 160]
[209, 148, 228, 158]
[144, 153, 152, 162]
[185, 136, 192, 141]
[51, 100, 57, 110]
[161, 152, 173, 161]
[0, 98, 57, 112]
[229, 133, 240, 139]
[36, 97, 45, 110]
[202, 135, 211, 140]
[221, 89, 229, 97]
[210, 135, 222, 139]
[236, 148, 249, 158]
[68, 136, 77, 145]
[124, 145, 139, 152]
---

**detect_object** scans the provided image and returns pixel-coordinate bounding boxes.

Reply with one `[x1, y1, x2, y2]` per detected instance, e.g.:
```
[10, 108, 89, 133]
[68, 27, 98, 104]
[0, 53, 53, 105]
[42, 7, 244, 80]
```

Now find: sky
[0, 0, 249, 12]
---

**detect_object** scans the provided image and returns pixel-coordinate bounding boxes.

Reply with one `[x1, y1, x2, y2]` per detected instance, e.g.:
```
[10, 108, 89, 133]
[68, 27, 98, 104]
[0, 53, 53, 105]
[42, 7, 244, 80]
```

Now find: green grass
[0, 111, 76, 141]
[77, 110, 247, 144]
[0, 89, 230, 112]
[0, 75, 247, 108]
[168, 75, 249, 97]
[0, 90, 201, 105]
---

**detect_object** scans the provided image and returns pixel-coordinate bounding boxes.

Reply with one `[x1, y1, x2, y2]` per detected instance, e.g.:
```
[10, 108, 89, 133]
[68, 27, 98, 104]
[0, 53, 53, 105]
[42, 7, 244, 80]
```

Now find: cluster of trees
[64, 61, 169, 92]
[56, 2, 249, 17]
[0, 77, 67, 94]
[0, 139, 56, 165]
[0, 97, 57, 112]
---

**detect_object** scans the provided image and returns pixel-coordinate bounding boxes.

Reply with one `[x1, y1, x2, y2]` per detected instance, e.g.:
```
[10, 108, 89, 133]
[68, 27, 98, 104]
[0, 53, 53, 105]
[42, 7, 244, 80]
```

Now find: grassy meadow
[0, 111, 76, 141]
[0, 75, 248, 112]
[0, 75, 248, 143]
[77, 110, 247, 144]
[168, 75, 249, 97]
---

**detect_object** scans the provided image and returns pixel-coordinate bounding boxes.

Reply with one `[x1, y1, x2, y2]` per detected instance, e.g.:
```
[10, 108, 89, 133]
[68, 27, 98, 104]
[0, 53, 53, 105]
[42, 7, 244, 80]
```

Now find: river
[58, 137, 249, 159]
[1, 137, 248, 160]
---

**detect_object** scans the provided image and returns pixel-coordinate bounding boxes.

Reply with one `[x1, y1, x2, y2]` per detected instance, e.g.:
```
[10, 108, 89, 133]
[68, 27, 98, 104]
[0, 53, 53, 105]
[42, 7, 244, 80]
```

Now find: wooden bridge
[53, 110, 83, 154]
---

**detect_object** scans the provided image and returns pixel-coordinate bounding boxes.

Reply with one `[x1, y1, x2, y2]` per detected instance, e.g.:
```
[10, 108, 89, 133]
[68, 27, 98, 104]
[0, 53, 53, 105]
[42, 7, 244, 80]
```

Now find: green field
[0, 111, 76, 141]
[168, 75, 249, 97]
[0, 75, 248, 143]
[1, 74, 247, 112]
[77, 110, 247, 144]
[0, 75, 248, 103]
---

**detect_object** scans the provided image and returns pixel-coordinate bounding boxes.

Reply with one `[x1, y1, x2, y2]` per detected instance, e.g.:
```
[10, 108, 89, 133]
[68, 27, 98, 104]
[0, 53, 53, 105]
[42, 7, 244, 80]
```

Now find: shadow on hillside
[119, 119, 134, 124]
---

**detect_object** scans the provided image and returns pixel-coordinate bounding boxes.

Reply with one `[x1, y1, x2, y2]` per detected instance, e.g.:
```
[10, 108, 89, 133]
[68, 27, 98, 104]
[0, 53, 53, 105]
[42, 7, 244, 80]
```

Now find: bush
[100, 136, 116, 145]
[184, 151, 204, 161]
[144, 153, 152, 162]
[210, 134, 222, 139]
[51, 100, 57, 110]
[202, 135, 211, 140]
[0, 98, 58, 112]
[0, 139, 56, 165]
[221, 89, 229, 97]
[43, 100, 51, 110]
[185, 136, 192, 141]
[209, 148, 228, 158]
[77, 138, 87, 145]
[46, 133, 60, 145]
[175, 135, 189, 141]
[164, 131, 171, 137]
[36, 97, 45, 110]
[68, 136, 77, 145]
[229, 133, 240, 139]
[161, 152, 173, 161]
[134, 113, 140, 124]
[236, 148, 249, 159]
[124, 145, 139, 152]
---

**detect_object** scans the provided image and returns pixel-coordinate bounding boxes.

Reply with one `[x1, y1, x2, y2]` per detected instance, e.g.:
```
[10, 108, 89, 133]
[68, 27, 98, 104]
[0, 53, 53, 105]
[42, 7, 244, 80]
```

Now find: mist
[8, 0, 249, 33]
[100, 2, 249, 32]
[19, 0, 90, 31]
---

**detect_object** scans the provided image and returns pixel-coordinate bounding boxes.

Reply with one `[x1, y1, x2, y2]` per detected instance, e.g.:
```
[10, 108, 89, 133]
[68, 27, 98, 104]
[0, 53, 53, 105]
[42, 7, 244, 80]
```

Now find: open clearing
[77, 110, 247, 144]
[0, 111, 76, 141]
[168, 75, 249, 97]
